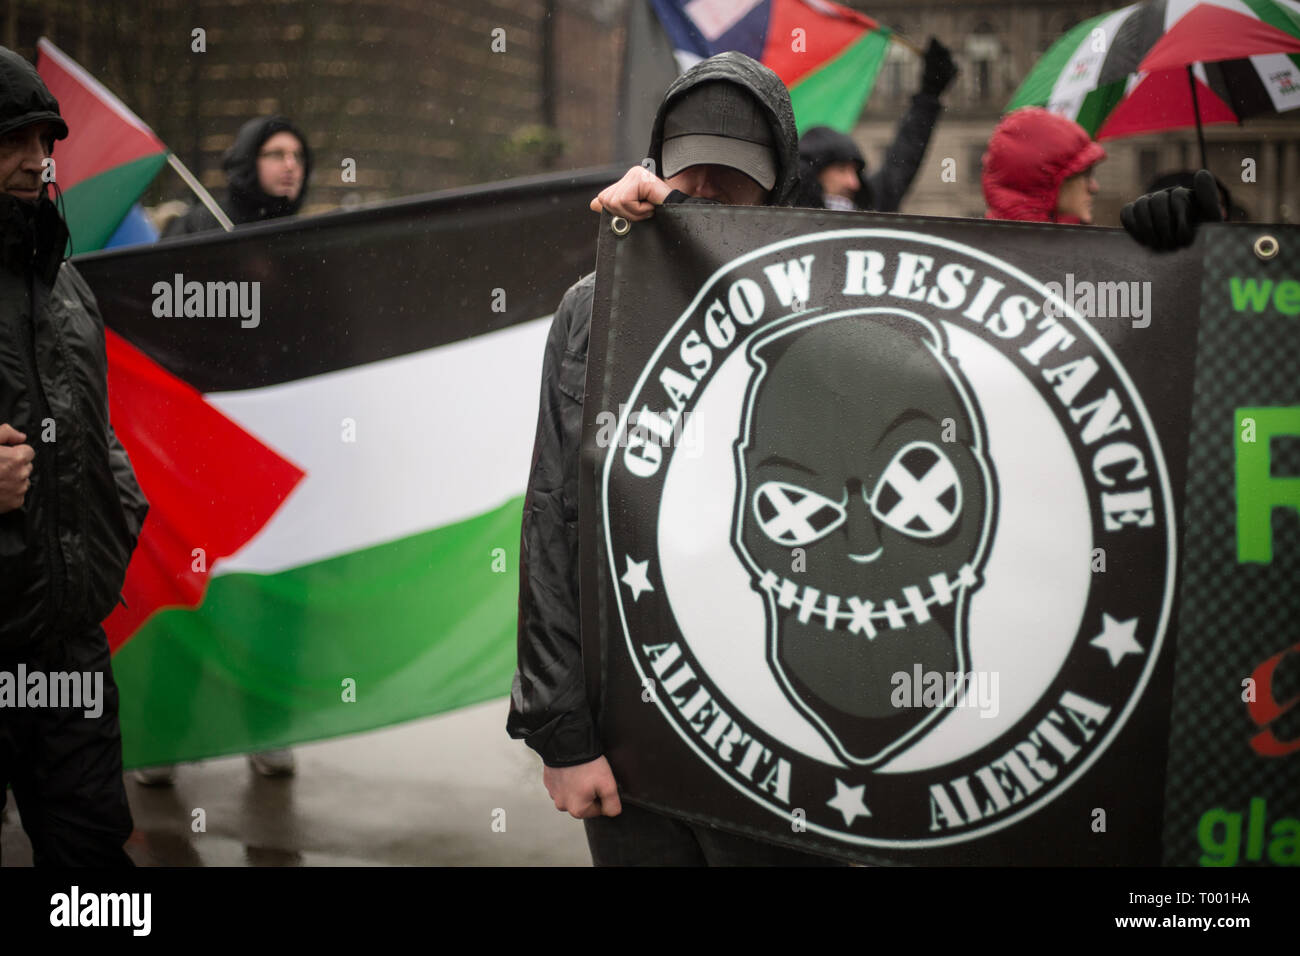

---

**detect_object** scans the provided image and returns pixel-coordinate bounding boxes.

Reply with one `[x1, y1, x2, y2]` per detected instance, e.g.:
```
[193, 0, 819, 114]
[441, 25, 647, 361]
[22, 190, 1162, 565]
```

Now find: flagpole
[891, 30, 924, 57]
[166, 153, 234, 232]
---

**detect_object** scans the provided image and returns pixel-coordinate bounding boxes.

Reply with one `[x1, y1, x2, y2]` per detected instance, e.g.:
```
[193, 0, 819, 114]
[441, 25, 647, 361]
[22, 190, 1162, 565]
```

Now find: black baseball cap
[661, 81, 776, 191]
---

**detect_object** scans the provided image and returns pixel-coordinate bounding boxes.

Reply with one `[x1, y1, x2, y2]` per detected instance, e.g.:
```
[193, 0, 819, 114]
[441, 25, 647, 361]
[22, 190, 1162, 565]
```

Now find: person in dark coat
[796, 38, 958, 212]
[507, 51, 839, 866]
[162, 115, 311, 237]
[0, 45, 148, 866]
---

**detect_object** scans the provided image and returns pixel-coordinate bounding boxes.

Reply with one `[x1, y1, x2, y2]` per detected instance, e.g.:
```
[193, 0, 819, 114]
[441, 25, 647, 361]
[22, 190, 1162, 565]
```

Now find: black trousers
[0, 626, 134, 867]
[584, 801, 844, 866]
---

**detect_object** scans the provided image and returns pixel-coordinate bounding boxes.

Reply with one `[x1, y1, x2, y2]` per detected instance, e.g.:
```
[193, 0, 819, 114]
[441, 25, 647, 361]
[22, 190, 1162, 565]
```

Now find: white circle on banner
[657, 320, 1091, 772]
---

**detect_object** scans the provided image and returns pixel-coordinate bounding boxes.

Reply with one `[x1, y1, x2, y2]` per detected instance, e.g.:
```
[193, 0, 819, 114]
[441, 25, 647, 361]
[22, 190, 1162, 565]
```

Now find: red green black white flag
[35, 38, 169, 252]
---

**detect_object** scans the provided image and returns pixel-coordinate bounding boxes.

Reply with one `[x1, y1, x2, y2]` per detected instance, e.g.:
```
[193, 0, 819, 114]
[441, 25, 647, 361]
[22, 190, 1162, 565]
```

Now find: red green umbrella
[1127, 1, 1300, 165]
[1008, 0, 1300, 166]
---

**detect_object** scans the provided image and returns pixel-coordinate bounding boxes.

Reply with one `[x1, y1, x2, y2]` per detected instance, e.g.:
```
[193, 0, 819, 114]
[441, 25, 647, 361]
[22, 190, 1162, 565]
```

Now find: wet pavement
[1, 698, 592, 866]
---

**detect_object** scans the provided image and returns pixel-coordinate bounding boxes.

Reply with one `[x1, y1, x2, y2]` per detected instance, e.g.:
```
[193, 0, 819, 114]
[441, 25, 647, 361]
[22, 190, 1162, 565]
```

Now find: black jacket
[796, 93, 942, 212]
[507, 52, 800, 766]
[163, 115, 312, 237]
[0, 192, 148, 656]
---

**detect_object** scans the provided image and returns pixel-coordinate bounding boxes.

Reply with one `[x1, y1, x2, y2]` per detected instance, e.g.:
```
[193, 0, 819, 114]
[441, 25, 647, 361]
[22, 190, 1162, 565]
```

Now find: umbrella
[1007, 0, 1300, 168]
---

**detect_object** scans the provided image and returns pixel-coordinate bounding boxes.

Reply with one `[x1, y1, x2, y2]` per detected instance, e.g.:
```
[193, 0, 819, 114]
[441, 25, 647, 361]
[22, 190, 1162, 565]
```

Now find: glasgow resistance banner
[579, 208, 1299, 866]
[74, 167, 619, 768]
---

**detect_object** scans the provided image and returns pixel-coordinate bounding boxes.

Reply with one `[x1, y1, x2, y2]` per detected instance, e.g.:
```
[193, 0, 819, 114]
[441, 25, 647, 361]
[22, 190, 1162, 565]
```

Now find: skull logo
[732, 311, 996, 765]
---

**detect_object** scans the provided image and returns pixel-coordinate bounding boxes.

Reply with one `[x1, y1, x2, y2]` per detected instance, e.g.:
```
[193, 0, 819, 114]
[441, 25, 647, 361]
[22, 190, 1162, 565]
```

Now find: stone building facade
[3, 0, 624, 213]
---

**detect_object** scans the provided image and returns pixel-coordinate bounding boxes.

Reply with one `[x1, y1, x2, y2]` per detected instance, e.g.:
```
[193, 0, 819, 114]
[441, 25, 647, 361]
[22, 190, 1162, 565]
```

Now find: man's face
[665, 163, 769, 206]
[817, 160, 860, 201]
[0, 121, 54, 202]
[257, 130, 305, 200]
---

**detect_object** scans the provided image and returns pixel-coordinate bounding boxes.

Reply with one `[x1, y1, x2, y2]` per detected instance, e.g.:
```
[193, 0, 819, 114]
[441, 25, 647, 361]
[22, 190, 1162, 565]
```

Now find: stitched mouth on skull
[733, 312, 995, 765]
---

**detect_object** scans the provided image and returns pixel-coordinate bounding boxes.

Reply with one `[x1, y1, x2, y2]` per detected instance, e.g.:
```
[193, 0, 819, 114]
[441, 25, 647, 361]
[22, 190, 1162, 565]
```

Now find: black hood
[0, 48, 69, 281]
[0, 46, 69, 142]
[646, 52, 801, 207]
[221, 115, 312, 223]
[798, 126, 864, 174]
[796, 125, 873, 210]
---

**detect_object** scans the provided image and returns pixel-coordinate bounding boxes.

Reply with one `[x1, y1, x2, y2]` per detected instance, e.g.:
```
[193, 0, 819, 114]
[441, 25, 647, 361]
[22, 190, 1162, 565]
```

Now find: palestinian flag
[79, 169, 615, 768]
[649, 0, 894, 132]
[1007, 0, 1300, 138]
[35, 38, 168, 252]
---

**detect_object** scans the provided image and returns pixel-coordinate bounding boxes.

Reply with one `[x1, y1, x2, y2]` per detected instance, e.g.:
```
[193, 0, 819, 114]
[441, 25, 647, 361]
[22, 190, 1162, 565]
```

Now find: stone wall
[4, 0, 624, 211]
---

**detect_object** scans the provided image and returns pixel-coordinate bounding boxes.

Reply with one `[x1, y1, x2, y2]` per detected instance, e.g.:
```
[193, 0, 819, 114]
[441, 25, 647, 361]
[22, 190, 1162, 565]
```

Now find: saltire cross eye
[754, 481, 846, 544]
[871, 442, 961, 537]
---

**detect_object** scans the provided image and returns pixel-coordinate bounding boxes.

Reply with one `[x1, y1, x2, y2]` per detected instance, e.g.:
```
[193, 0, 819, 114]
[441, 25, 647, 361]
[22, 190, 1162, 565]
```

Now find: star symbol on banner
[826, 779, 871, 827]
[1089, 613, 1143, 667]
[620, 555, 654, 602]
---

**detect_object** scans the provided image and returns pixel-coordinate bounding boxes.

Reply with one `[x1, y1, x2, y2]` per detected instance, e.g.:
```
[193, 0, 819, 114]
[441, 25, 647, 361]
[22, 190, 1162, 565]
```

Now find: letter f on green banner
[1236, 407, 1300, 563]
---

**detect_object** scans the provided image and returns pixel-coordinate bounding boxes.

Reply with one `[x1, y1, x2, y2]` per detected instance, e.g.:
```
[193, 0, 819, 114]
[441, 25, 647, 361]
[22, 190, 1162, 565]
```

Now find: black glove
[1120, 169, 1223, 251]
[921, 37, 958, 97]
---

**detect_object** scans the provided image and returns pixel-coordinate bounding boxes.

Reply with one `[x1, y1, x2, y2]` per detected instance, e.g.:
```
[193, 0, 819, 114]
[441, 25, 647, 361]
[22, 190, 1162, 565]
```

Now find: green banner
[1164, 224, 1300, 868]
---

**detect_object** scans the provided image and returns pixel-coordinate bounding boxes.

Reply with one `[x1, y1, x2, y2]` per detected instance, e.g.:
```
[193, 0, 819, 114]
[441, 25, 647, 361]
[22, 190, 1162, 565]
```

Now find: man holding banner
[508, 50, 839, 866]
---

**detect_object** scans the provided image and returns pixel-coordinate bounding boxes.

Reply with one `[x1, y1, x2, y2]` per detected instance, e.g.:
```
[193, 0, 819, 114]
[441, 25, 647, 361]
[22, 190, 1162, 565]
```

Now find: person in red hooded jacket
[981, 107, 1106, 224]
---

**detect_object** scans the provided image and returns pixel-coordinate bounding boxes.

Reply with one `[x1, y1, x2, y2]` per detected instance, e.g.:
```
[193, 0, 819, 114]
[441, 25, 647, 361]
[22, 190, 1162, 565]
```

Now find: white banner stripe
[206, 317, 551, 575]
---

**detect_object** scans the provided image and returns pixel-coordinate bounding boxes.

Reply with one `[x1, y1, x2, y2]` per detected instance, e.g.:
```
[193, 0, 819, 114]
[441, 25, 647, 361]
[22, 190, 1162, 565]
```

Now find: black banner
[578, 206, 1282, 866]
[72, 166, 621, 390]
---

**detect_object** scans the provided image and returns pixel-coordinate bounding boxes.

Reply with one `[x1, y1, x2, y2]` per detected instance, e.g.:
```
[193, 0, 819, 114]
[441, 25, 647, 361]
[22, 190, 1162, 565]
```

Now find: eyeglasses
[259, 149, 304, 164]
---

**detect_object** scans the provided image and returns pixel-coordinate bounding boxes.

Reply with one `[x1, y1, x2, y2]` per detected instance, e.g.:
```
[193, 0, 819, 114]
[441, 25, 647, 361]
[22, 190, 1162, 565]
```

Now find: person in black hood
[798, 125, 870, 211]
[585, 50, 801, 218]
[162, 115, 311, 237]
[797, 38, 958, 212]
[508, 52, 838, 866]
[0, 45, 147, 866]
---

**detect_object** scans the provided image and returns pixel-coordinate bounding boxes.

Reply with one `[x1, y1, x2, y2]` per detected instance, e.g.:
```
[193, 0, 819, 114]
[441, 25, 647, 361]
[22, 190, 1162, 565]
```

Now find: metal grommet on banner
[611, 216, 631, 236]
[1253, 234, 1279, 260]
